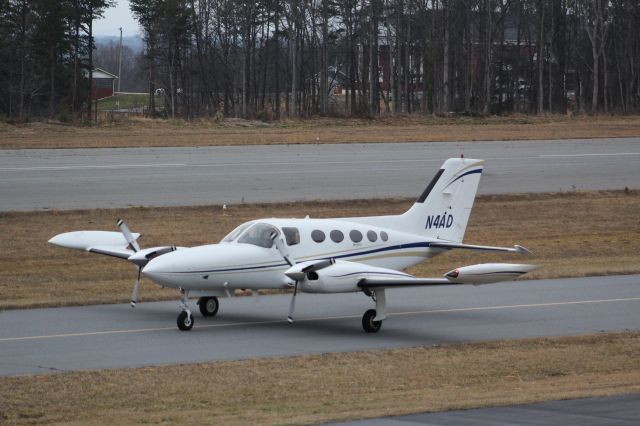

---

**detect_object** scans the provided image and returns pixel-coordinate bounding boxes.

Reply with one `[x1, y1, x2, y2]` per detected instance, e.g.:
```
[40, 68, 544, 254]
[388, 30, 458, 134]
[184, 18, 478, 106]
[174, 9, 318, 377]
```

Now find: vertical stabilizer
[399, 158, 484, 242]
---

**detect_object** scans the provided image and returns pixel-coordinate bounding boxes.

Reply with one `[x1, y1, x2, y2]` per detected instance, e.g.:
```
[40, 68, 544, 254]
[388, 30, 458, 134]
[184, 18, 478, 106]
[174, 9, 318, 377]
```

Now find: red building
[87, 68, 118, 100]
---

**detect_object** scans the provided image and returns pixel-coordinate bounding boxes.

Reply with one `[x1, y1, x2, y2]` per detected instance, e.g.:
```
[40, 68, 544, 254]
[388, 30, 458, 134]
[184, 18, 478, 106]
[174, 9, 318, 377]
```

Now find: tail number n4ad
[426, 213, 453, 229]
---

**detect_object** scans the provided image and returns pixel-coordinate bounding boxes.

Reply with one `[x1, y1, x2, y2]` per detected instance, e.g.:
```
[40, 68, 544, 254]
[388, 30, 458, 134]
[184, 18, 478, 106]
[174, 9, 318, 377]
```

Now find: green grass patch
[97, 93, 149, 111]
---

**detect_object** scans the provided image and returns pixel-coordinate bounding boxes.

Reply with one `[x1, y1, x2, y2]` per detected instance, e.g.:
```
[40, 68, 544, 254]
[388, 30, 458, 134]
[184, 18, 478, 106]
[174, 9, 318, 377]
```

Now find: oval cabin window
[311, 230, 326, 243]
[330, 230, 344, 243]
[350, 230, 363, 243]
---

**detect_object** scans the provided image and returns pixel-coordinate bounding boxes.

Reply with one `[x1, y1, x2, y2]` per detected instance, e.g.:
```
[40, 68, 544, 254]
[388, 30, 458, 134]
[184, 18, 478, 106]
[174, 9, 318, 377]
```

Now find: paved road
[1, 275, 638, 376]
[326, 394, 640, 425]
[1, 138, 639, 211]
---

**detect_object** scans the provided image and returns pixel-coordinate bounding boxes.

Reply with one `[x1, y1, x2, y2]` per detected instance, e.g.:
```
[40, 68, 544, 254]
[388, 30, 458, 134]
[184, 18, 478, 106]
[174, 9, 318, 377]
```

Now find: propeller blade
[131, 266, 141, 307]
[117, 218, 140, 252]
[287, 281, 298, 324]
[268, 229, 300, 323]
[271, 231, 295, 266]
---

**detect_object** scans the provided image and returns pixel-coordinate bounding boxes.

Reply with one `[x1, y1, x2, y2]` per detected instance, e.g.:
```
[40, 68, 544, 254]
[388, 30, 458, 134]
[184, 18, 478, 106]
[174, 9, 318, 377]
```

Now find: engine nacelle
[287, 260, 413, 293]
[128, 246, 183, 267]
[444, 263, 539, 285]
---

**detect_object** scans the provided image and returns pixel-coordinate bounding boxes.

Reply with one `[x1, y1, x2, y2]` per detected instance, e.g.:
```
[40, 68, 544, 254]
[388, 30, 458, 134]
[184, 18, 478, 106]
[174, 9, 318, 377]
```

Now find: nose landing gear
[177, 288, 194, 331]
[177, 310, 194, 331]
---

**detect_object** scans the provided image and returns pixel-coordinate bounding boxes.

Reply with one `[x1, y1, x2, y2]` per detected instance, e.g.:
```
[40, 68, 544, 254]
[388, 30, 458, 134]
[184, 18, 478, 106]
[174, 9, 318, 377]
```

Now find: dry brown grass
[0, 190, 638, 310]
[1, 332, 639, 425]
[2, 114, 640, 149]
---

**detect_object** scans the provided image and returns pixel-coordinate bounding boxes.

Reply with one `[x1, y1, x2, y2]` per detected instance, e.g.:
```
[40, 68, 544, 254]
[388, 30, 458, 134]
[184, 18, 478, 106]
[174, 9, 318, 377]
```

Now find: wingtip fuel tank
[444, 263, 540, 285]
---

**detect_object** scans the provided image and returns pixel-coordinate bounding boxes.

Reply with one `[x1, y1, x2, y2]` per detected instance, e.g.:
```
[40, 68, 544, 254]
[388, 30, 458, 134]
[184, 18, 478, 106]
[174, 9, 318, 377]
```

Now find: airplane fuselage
[142, 217, 443, 293]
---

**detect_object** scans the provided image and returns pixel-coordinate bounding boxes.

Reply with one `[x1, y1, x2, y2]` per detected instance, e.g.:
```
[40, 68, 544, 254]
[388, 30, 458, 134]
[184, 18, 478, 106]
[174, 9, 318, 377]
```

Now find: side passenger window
[282, 227, 300, 246]
[350, 230, 363, 243]
[311, 230, 326, 243]
[330, 230, 344, 243]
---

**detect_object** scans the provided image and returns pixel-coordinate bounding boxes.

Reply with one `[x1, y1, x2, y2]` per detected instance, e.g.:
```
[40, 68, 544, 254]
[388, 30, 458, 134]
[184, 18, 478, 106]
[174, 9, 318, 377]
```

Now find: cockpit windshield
[221, 222, 252, 243]
[237, 223, 278, 248]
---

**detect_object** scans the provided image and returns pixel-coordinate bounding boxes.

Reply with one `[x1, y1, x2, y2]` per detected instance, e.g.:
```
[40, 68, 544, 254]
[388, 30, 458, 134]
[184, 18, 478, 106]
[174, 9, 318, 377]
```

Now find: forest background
[1, 0, 638, 122]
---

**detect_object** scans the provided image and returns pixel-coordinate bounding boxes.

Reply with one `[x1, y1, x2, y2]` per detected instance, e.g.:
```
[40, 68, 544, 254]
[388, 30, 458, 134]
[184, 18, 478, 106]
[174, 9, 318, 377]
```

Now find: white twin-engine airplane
[49, 157, 538, 333]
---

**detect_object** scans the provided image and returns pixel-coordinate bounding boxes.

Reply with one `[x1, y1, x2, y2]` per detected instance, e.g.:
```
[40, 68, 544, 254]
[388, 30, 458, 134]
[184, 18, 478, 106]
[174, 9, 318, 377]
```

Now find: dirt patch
[1, 332, 638, 425]
[2, 115, 640, 149]
[0, 190, 638, 310]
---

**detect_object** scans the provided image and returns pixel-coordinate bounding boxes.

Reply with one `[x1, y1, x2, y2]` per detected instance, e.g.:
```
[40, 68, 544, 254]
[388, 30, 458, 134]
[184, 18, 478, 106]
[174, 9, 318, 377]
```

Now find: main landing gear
[362, 288, 387, 333]
[198, 296, 219, 317]
[362, 309, 382, 332]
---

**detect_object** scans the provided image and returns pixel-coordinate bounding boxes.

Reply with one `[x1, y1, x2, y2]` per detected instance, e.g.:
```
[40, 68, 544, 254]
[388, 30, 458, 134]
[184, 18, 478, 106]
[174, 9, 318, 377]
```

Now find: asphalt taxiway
[1, 274, 638, 377]
[1, 137, 639, 211]
[327, 393, 640, 425]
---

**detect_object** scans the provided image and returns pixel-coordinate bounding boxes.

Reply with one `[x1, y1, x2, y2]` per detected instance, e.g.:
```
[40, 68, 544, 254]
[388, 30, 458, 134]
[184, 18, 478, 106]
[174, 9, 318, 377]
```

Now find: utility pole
[118, 27, 123, 93]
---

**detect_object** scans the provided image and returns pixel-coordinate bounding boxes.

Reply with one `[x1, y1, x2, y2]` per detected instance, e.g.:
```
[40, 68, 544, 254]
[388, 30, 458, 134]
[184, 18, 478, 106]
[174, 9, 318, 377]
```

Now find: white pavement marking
[2, 296, 639, 343]
[539, 153, 640, 158]
[0, 163, 186, 171]
[0, 159, 437, 172]
[3, 153, 637, 173]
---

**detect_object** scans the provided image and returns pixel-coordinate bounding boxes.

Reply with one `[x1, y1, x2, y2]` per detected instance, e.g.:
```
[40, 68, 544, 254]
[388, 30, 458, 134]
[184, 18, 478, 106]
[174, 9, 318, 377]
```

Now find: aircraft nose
[141, 252, 184, 286]
[141, 245, 226, 287]
[141, 257, 167, 282]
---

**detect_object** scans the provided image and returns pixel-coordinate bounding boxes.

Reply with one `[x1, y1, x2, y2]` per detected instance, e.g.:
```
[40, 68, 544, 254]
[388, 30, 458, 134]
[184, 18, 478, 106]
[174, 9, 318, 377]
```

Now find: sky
[93, 0, 141, 37]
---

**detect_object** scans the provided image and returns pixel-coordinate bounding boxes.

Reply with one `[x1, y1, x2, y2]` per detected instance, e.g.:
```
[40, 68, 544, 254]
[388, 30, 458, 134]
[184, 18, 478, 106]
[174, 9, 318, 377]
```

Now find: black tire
[177, 311, 194, 331]
[198, 296, 219, 317]
[362, 309, 382, 333]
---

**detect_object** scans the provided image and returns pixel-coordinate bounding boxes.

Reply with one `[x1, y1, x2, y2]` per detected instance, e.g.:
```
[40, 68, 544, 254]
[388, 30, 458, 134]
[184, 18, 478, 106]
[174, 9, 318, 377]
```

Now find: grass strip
[2, 115, 640, 149]
[1, 190, 638, 310]
[1, 332, 639, 425]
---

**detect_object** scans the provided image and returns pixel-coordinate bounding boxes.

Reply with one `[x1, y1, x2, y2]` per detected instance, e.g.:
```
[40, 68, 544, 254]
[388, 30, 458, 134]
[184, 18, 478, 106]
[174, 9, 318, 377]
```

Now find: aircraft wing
[49, 230, 181, 264]
[429, 242, 532, 255]
[358, 277, 452, 288]
[87, 246, 135, 259]
[49, 231, 138, 260]
[358, 263, 540, 289]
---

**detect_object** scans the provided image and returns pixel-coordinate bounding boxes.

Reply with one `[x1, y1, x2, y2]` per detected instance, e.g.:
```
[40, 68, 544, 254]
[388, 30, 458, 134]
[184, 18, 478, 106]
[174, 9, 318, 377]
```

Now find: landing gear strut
[362, 289, 387, 333]
[198, 296, 219, 317]
[177, 288, 194, 331]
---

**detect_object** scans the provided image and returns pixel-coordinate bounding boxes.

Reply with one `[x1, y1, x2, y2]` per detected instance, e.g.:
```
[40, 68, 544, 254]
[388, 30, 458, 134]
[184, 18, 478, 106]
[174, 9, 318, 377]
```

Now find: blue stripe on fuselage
[171, 242, 435, 274]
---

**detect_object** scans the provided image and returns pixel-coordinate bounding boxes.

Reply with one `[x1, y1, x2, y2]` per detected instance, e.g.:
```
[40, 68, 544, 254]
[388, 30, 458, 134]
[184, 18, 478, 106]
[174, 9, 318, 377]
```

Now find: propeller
[117, 219, 143, 307]
[131, 266, 142, 307]
[270, 230, 299, 323]
[287, 282, 298, 323]
[117, 218, 140, 252]
[272, 231, 294, 267]
[270, 229, 335, 323]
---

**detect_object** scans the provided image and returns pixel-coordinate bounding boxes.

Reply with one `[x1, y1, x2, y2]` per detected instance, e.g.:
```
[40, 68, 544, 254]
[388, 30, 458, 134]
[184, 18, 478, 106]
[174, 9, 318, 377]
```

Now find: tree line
[0, 0, 114, 121]
[2, 0, 639, 121]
